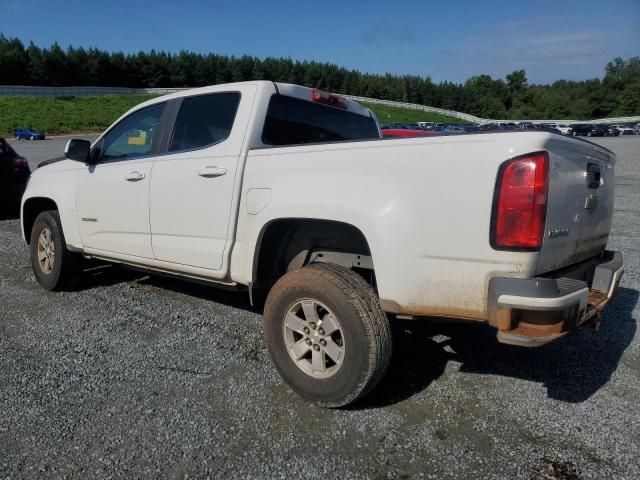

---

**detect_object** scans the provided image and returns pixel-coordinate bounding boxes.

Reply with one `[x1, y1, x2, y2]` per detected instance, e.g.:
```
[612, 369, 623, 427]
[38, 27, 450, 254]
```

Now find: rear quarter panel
[232, 132, 563, 321]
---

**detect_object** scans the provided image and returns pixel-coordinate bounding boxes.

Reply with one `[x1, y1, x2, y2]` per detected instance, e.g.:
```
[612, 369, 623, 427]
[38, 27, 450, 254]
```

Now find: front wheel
[30, 210, 81, 291]
[263, 263, 392, 407]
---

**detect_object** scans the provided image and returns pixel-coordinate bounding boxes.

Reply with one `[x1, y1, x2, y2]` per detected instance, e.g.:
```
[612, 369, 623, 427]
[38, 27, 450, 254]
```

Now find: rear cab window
[262, 94, 380, 146]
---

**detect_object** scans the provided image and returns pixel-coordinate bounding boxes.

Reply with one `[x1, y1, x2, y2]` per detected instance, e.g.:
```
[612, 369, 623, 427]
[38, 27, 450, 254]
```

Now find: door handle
[198, 166, 226, 178]
[125, 171, 145, 181]
[586, 163, 601, 189]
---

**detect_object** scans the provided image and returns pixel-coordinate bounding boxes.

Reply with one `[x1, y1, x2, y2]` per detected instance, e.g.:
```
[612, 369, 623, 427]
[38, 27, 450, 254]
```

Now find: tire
[30, 210, 81, 291]
[572, 132, 577, 136]
[263, 263, 392, 407]
[30, 135, 35, 140]
[587, 132, 592, 137]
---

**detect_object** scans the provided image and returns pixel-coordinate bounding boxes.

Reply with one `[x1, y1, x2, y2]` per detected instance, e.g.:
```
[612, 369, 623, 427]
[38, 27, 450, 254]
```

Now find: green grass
[361, 102, 468, 125]
[0, 95, 467, 137]
[0, 95, 158, 136]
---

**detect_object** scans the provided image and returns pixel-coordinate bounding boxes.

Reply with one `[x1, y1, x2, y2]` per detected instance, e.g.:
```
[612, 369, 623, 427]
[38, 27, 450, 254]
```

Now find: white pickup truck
[21, 81, 624, 406]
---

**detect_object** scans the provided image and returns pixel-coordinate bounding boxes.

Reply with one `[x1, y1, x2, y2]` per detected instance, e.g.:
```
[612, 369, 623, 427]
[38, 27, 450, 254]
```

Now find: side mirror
[64, 139, 91, 163]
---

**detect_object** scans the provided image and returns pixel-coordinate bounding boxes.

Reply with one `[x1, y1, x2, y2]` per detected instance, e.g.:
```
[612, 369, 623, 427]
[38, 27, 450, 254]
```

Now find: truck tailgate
[536, 137, 616, 274]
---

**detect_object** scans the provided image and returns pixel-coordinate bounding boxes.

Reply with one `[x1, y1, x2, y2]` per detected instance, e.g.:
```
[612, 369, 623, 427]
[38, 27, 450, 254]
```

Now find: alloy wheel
[283, 299, 345, 379]
[37, 227, 55, 274]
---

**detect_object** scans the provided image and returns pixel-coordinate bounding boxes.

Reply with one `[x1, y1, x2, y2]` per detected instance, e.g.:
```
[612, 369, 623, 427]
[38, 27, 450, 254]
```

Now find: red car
[381, 128, 435, 138]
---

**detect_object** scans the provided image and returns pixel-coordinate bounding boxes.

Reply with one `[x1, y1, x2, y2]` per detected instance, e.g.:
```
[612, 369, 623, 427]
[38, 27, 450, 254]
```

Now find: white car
[21, 81, 624, 406]
[549, 123, 573, 135]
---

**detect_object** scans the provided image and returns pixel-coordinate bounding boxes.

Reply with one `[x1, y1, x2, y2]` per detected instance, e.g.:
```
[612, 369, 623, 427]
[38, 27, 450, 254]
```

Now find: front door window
[100, 103, 166, 162]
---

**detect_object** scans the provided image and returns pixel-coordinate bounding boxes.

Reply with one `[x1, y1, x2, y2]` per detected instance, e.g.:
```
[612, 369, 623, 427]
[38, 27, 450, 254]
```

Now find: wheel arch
[22, 197, 60, 244]
[252, 217, 375, 287]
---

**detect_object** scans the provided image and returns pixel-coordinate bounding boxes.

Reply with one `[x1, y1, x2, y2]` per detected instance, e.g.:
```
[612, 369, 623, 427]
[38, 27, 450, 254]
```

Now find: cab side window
[169, 92, 240, 152]
[100, 103, 166, 162]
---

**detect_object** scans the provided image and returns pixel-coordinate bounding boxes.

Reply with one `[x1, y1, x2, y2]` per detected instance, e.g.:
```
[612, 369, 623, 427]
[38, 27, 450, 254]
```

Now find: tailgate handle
[587, 163, 601, 189]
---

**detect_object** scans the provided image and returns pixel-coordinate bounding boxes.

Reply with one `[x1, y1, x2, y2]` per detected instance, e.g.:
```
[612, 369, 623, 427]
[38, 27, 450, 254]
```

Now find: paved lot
[1, 136, 639, 479]
[7, 135, 98, 171]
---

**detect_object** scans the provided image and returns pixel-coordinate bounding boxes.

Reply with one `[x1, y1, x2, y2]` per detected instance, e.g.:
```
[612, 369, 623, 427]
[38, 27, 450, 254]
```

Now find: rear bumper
[488, 251, 623, 346]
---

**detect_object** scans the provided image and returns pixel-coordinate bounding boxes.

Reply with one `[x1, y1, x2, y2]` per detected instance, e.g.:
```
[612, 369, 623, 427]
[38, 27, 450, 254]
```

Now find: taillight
[10, 157, 29, 169]
[311, 89, 347, 109]
[492, 152, 549, 249]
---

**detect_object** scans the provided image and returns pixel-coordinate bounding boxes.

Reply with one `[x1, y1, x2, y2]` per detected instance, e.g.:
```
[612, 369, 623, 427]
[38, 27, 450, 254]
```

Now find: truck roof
[130, 81, 373, 119]
[274, 82, 373, 117]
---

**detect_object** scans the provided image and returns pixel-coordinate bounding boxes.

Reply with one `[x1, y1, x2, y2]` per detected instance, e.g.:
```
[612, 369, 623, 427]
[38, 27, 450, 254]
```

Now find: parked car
[0, 138, 31, 210]
[479, 123, 510, 132]
[570, 124, 609, 137]
[381, 128, 433, 138]
[593, 124, 611, 136]
[556, 124, 573, 135]
[443, 125, 465, 134]
[14, 128, 46, 140]
[531, 124, 562, 135]
[612, 124, 635, 135]
[543, 123, 571, 135]
[605, 125, 620, 136]
[21, 81, 624, 407]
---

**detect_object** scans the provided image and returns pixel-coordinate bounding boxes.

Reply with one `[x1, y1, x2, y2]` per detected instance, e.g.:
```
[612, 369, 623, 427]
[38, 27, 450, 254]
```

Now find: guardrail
[0, 85, 188, 96]
[342, 95, 484, 123]
[343, 94, 640, 125]
[2, 85, 638, 125]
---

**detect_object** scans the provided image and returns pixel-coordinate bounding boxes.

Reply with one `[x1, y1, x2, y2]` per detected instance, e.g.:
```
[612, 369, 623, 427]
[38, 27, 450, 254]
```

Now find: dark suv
[0, 138, 30, 212]
[570, 124, 609, 137]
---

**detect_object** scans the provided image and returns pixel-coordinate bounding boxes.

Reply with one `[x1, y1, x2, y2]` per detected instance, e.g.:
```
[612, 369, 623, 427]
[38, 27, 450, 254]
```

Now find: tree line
[1, 35, 638, 120]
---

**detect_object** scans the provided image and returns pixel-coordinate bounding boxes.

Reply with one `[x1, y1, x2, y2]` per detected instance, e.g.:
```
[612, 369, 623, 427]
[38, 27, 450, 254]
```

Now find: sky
[1, 0, 638, 85]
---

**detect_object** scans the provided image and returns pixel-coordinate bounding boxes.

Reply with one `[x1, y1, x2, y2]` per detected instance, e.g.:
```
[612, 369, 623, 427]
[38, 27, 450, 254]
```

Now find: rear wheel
[263, 263, 392, 407]
[30, 210, 81, 291]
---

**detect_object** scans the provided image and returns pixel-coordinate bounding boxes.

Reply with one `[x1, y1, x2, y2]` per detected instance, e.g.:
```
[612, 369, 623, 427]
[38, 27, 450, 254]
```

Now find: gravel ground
[1, 136, 639, 479]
